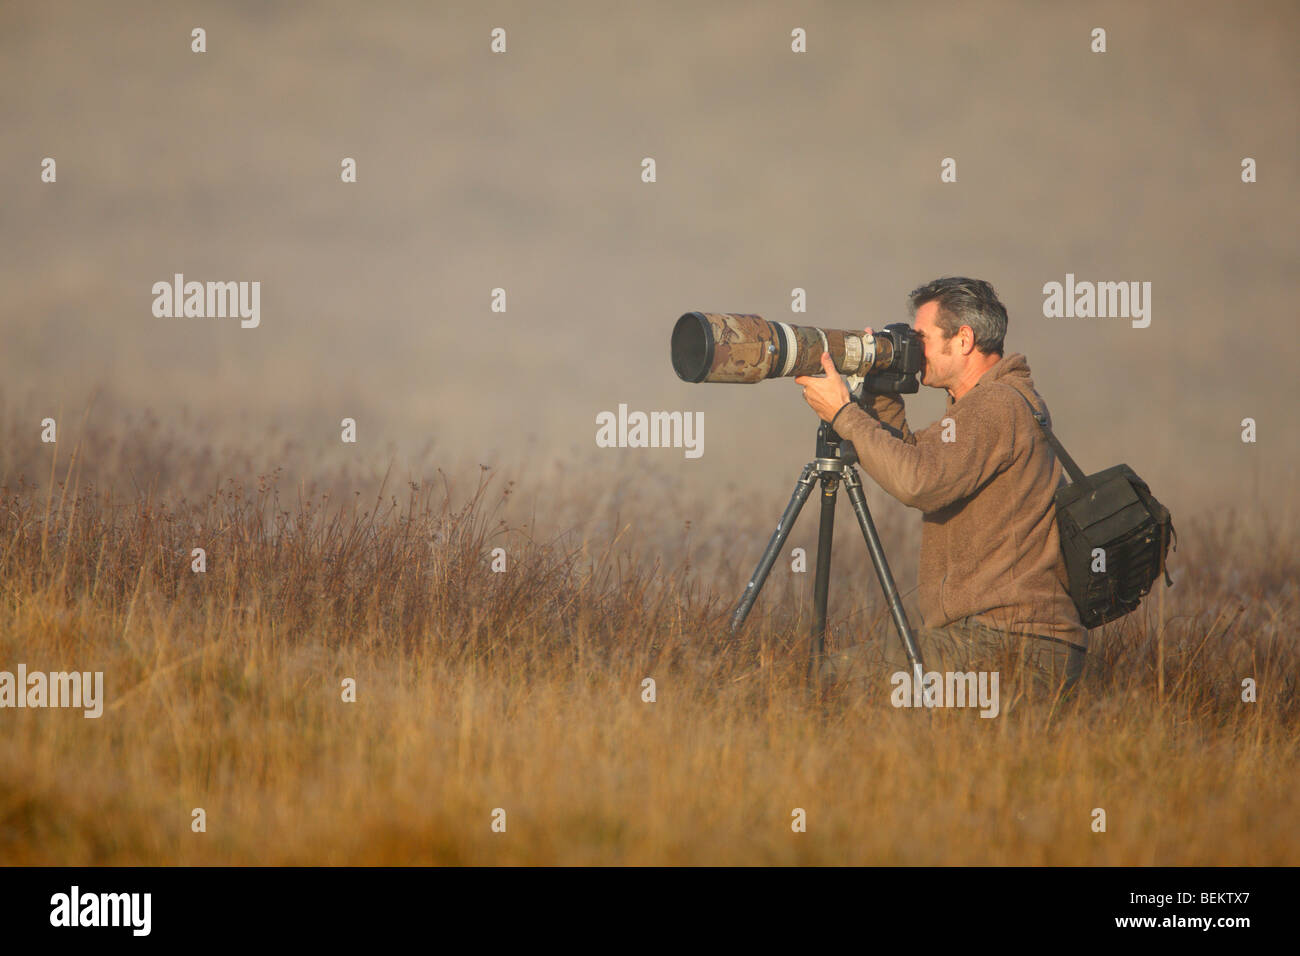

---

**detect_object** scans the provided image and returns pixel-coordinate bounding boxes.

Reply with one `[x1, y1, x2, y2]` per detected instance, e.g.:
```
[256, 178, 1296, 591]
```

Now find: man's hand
[795, 351, 851, 423]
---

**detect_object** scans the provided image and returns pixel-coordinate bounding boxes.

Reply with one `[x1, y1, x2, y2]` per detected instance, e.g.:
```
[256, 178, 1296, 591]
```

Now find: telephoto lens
[671, 312, 903, 384]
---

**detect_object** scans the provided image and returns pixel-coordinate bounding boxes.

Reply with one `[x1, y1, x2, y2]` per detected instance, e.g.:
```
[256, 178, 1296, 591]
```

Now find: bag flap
[1055, 465, 1141, 521]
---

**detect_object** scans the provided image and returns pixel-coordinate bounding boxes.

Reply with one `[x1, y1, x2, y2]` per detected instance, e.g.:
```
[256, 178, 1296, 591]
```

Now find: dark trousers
[822, 617, 1087, 705]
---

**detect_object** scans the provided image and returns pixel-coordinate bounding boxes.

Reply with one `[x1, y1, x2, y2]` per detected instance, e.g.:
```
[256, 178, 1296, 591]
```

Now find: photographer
[796, 277, 1086, 699]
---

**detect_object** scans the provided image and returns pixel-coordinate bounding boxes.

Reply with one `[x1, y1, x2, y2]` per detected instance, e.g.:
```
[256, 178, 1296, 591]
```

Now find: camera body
[861, 322, 923, 394]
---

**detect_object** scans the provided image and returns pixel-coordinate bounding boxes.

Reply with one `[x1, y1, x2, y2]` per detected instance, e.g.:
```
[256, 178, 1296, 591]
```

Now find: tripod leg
[808, 473, 838, 681]
[729, 463, 818, 634]
[842, 466, 926, 685]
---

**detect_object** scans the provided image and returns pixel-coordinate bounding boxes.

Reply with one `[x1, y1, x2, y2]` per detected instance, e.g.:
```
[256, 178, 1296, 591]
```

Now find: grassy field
[0, 413, 1296, 866]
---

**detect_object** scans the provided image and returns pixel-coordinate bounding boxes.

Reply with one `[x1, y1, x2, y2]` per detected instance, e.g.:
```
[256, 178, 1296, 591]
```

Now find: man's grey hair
[907, 277, 1008, 356]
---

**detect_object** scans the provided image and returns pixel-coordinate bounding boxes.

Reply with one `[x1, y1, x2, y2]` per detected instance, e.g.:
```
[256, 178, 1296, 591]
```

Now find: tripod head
[816, 419, 859, 470]
[817, 380, 877, 468]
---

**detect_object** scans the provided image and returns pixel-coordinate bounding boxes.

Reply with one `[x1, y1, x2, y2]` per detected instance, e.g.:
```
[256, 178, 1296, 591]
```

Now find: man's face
[913, 301, 958, 389]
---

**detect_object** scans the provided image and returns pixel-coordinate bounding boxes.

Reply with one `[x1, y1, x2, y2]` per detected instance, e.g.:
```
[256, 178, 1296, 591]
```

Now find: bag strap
[1007, 386, 1087, 483]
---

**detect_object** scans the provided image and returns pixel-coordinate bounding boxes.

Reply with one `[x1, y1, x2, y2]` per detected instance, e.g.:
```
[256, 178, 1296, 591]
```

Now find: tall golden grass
[1, 414, 1296, 865]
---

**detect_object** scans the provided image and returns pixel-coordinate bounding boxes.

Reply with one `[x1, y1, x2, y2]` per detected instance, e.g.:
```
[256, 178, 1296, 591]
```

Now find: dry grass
[0, 416, 1296, 866]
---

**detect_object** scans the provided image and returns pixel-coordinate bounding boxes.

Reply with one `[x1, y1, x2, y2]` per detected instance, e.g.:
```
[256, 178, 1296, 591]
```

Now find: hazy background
[3, 0, 1297, 543]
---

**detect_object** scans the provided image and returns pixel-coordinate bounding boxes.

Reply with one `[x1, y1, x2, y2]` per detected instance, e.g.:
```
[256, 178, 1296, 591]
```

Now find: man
[796, 277, 1086, 700]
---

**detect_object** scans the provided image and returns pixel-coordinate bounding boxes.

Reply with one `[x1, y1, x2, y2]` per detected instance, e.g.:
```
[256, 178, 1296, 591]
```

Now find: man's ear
[960, 325, 977, 355]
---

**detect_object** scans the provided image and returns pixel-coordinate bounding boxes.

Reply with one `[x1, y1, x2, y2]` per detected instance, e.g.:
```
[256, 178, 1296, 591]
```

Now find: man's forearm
[831, 403, 922, 505]
[863, 391, 914, 443]
[827, 388, 1015, 514]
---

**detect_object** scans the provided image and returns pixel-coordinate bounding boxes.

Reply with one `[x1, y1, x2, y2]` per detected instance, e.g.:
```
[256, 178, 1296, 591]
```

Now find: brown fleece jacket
[832, 352, 1087, 648]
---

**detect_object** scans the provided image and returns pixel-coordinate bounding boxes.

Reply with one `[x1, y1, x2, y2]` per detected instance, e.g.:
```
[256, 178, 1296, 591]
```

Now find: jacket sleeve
[834, 390, 1017, 512]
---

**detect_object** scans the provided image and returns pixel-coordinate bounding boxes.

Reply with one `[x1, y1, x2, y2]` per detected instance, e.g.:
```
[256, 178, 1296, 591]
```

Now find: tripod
[728, 410, 926, 690]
